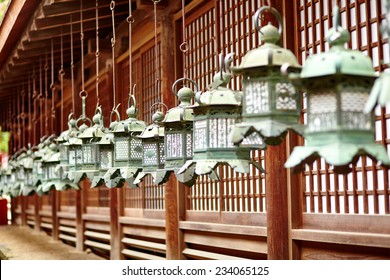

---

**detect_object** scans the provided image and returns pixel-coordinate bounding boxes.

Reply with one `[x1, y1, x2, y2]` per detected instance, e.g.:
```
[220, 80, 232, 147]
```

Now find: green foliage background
[0, 0, 10, 22]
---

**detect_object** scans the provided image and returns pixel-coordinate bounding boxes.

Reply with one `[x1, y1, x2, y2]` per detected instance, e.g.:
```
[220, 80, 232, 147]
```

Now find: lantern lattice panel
[297, 0, 390, 214]
[115, 137, 129, 161]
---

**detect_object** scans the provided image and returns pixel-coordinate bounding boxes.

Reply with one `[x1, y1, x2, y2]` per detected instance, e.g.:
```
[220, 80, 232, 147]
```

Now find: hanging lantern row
[1, 4, 390, 199]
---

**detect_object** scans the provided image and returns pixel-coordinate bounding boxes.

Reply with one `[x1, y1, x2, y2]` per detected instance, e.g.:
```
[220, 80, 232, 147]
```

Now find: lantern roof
[194, 72, 241, 107]
[56, 114, 78, 143]
[231, 24, 301, 73]
[78, 109, 106, 139]
[98, 131, 114, 145]
[110, 105, 147, 134]
[138, 111, 165, 139]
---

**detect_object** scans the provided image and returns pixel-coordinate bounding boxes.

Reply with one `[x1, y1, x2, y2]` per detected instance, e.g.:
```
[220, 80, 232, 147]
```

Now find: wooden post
[21, 196, 27, 226]
[164, 174, 180, 259]
[265, 141, 289, 259]
[51, 190, 59, 240]
[34, 194, 41, 231]
[75, 182, 84, 252]
[110, 188, 120, 260]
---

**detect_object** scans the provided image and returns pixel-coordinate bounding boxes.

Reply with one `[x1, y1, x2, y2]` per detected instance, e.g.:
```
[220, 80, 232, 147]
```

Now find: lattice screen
[184, 0, 266, 213]
[296, 0, 390, 214]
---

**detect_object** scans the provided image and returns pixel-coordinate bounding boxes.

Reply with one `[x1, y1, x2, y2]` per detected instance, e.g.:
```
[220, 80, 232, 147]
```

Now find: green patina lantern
[55, 113, 80, 191]
[230, 6, 302, 146]
[155, 78, 197, 187]
[7, 156, 18, 197]
[40, 142, 59, 193]
[178, 54, 265, 181]
[13, 149, 27, 197]
[20, 147, 35, 196]
[0, 168, 5, 196]
[134, 106, 165, 185]
[364, 1, 390, 113]
[32, 137, 49, 195]
[3, 161, 16, 197]
[72, 107, 105, 183]
[91, 129, 115, 188]
[285, 6, 390, 173]
[105, 97, 146, 188]
[66, 124, 84, 183]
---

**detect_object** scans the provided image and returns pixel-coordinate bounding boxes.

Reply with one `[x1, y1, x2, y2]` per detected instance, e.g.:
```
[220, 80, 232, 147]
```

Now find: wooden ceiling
[0, 0, 144, 99]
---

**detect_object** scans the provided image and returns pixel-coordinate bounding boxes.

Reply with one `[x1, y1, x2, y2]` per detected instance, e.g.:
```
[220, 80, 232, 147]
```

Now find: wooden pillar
[21, 196, 27, 226]
[265, 140, 289, 259]
[164, 174, 180, 259]
[110, 188, 120, 260]
[34, 194, 41, 231]
[75, 182, 84, 251]
[51, 190, 59, 240]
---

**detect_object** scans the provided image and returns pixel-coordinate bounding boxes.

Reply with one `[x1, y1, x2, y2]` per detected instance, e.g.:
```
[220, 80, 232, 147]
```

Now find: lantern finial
[326, 6, 350, 47]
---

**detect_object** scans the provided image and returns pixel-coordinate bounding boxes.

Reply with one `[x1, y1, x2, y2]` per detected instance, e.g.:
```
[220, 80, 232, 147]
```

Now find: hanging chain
[153, 0, 160, 95]
[28, 72, 31, 146]
[60, 27, 65, 132]
[70, 15, 75, 114]
[32, 66, 37, 145]
[95, 0, 100, 106]
[127, 0, 134, 97]
[50, 39, 56, 134]
[80, 0, 87, 101]
[39, 57, 44, 138]
[45, 52, 49, 135]
[20, 84, 25, 148]
[180, 0, 188, 79]
[111, 0, 117, 107]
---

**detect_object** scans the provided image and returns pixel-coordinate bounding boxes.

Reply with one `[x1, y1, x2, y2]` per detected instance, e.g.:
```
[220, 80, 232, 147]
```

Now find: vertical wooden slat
[75, 184, 84, 252]
[110, 188, 120, 259]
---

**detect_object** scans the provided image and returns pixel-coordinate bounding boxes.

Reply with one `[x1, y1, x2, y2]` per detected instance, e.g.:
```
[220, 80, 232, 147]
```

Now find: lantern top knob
[92, 110, 102, 125]
[259, 23, 280, 45]
[152, 110, 165, 123]
[326, 6, 350, 47]
[126, 106, 137, 118]
[177, 86, 194, 106]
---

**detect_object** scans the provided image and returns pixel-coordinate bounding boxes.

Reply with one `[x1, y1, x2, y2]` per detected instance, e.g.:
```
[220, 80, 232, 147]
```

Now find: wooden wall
[10, 0, 390, 260]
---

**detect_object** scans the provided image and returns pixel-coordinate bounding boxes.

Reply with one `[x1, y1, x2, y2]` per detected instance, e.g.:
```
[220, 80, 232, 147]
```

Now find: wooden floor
[0, 225, 103, 260]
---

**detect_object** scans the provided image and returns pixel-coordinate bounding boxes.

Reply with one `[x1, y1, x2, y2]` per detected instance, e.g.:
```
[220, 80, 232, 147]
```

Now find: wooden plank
[59, 234, 77, 243]
[110, 187, 120, 260]
[121, 249, 165, 260]
[119, 216, 165, 228]
[122, 225, 166, 241]
[179, 221, 267, 237]
[84, 240, 111, 251]
[57, 211, 76, 219]
[303, 213, 390, 234]
[82, 213, 110, 222]
[121, 237, 166, 253]
[40, 222, 53, 229]
[292, 229, 390, 249]
[84, 221, 110, 232]
[184, 231, 267, 254]
[59, 226, 76, 234]
[84, 230, 111, 241]
[185, 211, 267, 227]
[182, 248, 248, 260]
[59, 218, 76, 227]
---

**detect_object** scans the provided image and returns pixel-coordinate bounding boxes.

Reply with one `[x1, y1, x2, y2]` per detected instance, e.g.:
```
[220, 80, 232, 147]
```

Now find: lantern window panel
[341, 91, 372, 130]
[275, 82, 298, 110]
[159, 142, 165, 164]
[115, 137, 129, 160]
[68, 150, 76, 165]
[35, 161, 43, 175]
[308, 91, 337, 131]
[143, 143, 158, 166]
[166, 133, 183, 158]
[60, 145, 68, 161]
[209, 118, 236, 148]
[130, 138, 143, 159]
[75, 148, 83, 165]
[100, 149, 113, 169]
[27, 172, 33, 185]
[49, 165, 58, 179]
[194, 120, 207, 150]
[82, 144, 97, 164]
[244, 79, 269, 114]
[186, 132, 193, 157]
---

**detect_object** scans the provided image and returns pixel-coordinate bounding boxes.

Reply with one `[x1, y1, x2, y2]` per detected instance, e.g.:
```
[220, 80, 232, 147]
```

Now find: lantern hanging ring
[171, 77, 199, 96]
[179, 42, 189, 53]
[79, 89, 88, 99]
[110, 104, 121, 123]
[150, 102, 168, 115]
[128, 90, 137, 109]
[127, 15, 134, 24]
[253, 6, 283, 36]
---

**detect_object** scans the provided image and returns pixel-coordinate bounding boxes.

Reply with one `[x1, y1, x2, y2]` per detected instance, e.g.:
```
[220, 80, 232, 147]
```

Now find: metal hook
[172, 77, 199, 96]
[253, 6, 283, 37]
[150, 102, 168, 115]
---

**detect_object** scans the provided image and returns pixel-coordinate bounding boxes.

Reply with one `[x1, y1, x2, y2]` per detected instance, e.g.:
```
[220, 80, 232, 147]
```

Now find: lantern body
[178, 72, 265, 182]
[285, 7, 390, 173]
[91, 132, 114, 188]
[155, 86, 195, 186]
[20, 151, 35, 196]
[230, 24, 301, 146]
[134, 111, 165, 185]
[105, 109, 146, 188]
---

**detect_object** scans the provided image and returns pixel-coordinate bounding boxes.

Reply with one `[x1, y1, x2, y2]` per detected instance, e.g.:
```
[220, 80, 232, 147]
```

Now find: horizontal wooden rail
[182, 248, 248, 260]
[84, 240, 111, 251]
[59, 226, 76, 234]
[119, 217, 165, 228]
[40, 222, 52, 229]
[59, 234, 76, 243]
[84, 230, 110, 241]
[121, 237, 166, 253]
[291, 229, 390, 249]
[121, 249, 165, 260]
